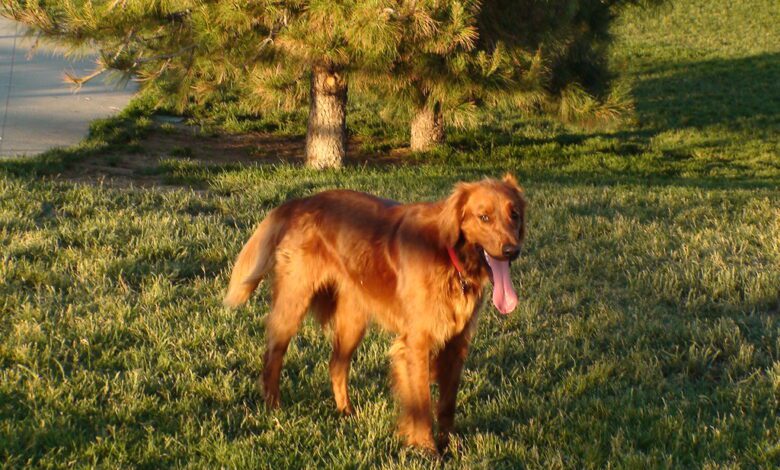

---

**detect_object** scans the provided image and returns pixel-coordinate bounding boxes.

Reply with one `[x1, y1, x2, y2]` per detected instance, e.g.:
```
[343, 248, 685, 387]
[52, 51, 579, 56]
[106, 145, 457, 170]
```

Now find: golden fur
[224, 174, 526, 452]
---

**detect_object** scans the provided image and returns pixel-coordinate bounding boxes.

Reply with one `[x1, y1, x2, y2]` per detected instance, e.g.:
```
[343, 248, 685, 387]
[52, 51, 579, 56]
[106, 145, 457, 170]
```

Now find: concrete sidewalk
[0, 18, 136, 157]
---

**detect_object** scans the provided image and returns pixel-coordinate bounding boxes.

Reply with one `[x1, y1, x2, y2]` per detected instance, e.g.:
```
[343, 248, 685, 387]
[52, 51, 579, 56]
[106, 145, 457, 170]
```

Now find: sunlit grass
[1, 0, 779, 467]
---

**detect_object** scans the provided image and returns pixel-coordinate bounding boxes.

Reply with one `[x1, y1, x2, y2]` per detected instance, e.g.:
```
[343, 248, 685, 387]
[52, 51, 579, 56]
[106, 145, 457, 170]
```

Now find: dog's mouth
[482, 249, 519, 315]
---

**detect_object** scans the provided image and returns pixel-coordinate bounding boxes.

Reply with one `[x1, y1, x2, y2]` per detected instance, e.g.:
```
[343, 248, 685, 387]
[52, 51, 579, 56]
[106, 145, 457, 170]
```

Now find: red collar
[447, 246, 465, 276]
[447, 246, 469, 293]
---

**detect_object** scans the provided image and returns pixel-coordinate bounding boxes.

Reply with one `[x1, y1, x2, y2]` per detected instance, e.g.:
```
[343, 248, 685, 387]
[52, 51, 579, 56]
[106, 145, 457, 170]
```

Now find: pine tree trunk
[305, 65, 347, 169]
[410, 102, 444, 152]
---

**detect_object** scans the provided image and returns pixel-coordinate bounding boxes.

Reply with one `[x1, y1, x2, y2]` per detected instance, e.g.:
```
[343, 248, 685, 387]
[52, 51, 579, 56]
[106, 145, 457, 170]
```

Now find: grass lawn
[1, 0, 779, 467]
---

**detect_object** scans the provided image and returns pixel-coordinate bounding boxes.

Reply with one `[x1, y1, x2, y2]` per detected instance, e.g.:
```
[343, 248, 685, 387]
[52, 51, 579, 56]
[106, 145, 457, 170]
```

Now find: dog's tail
[223, 210, 283, 308]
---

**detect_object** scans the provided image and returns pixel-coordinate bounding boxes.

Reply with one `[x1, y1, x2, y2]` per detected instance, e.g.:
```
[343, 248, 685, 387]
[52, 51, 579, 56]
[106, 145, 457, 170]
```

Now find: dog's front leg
[433, 329, 471, 452]
[391, 335, 436, 452]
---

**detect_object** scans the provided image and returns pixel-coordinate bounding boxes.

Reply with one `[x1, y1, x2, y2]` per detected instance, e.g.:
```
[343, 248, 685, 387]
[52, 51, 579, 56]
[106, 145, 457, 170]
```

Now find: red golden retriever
[224, 174, 526, 452]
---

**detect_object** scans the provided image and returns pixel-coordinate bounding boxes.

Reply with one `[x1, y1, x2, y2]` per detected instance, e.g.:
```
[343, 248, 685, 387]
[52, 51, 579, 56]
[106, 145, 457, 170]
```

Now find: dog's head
[439, 173, 526, 314]
[439, 173, 526, 259]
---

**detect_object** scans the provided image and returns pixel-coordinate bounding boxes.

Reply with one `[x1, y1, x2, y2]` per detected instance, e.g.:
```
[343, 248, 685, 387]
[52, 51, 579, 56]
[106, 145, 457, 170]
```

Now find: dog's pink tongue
[485, 253, 518, 314]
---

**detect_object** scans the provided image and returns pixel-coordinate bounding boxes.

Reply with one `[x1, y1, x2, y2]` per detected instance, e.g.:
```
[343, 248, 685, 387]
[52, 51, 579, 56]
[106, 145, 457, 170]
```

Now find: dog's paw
[337, 403, 355, 417]
[405, 433, 437, 454]
[263, 392, 281, 411]
[437, 432, 464, 457]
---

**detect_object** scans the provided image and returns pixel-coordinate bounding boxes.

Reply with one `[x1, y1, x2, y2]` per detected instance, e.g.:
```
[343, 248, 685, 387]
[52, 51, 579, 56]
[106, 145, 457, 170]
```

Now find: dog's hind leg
[261, 273, 312, 409]
[328, 293, 367, 415]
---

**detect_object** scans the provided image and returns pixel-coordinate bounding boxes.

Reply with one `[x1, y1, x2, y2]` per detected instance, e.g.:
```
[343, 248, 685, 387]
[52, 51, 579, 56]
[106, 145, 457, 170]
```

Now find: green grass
[2, 0, 780, 467]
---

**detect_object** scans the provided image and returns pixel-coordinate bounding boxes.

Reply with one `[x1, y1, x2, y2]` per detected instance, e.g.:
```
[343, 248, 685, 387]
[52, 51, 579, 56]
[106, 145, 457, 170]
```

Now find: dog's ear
[503, 172, 522, 192]
[439, 182, 471, 247]
[503, 172, 525, 201]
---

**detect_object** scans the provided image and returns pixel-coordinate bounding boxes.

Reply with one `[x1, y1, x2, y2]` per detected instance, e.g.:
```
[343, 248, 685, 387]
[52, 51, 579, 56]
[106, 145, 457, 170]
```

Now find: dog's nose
[502, 244, 520, 259]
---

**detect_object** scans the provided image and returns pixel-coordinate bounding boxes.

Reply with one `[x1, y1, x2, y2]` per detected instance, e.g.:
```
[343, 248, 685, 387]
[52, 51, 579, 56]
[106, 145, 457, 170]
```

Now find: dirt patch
[60, 123, 414, 188]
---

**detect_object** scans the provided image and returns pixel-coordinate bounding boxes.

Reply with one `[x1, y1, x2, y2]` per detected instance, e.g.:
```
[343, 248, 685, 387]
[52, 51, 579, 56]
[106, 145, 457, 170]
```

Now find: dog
[224, 174, 526, 452]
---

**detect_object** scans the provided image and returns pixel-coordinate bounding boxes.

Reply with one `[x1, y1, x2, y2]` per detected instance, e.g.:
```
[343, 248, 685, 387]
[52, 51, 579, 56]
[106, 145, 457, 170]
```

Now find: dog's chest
[434, 281, 484, 344]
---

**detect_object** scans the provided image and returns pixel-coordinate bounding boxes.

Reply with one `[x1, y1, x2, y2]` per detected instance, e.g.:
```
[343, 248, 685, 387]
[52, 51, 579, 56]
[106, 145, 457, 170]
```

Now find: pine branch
[131, 44, 196, 68]
[63, 66, 106, 90]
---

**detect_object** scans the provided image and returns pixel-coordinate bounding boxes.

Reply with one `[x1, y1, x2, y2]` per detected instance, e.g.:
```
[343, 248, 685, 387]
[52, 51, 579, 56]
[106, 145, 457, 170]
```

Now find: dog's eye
[510, 210, 519, 221]
[479, 214, 490, 223]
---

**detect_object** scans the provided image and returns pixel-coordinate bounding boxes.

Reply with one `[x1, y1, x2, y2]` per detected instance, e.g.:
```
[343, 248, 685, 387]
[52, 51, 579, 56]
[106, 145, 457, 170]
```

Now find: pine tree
[1, 1, 660, 161]
[363, 0, 659, 151]
[0, 0, 400, 168]
[262, 1, 402, 168]
[477, 0, 636, 120]
[349, 1, 520, 152]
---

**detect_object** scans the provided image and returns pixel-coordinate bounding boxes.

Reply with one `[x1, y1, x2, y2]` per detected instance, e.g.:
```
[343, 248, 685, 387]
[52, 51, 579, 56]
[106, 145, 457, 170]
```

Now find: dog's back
[224, 189, 402, 308]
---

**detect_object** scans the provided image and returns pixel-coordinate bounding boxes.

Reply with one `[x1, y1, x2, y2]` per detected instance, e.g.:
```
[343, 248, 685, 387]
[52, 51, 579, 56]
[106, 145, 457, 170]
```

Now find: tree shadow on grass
[632, 53, 780, 133]
[148, 157, 780, 194]
[441, 53, 780, 187]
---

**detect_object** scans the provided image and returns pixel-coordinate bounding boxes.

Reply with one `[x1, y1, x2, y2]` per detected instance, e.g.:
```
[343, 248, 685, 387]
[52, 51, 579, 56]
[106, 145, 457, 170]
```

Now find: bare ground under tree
[58, 123, 414, 188]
